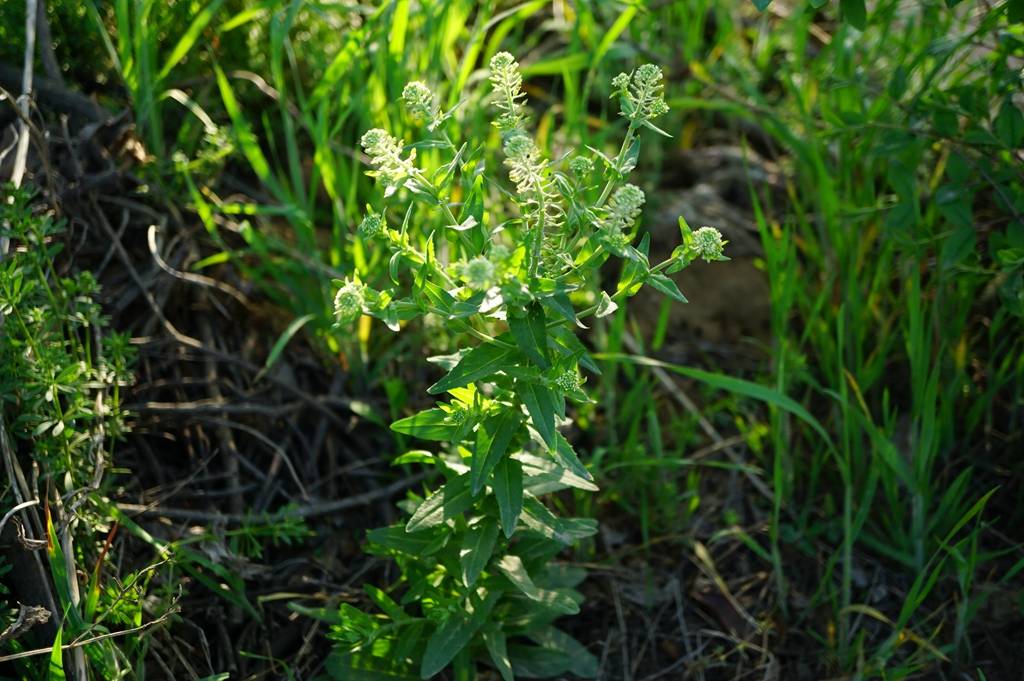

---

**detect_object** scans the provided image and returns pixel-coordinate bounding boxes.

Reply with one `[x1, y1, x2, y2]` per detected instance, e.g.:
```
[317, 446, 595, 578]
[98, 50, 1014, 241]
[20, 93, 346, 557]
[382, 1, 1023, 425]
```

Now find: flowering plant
[329, 54, 726, 680]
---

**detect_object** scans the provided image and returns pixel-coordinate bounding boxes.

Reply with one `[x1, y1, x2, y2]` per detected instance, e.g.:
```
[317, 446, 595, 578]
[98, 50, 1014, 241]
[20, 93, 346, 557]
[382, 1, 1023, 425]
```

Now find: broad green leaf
[391, 408, 458, 441]
[420, 592, 499, 678]
[326, 650, 419, 680]
[551, 433, 593, 482]
[406, 474, 474, 532]
[647, 273, 688, 304]
[472, 410, 523, 494]
[539, 292, 576, 325]
[460, 519, 499, 587]
[508, 644, 574, 678]
[367, 525, 447, 555]
[495, 554, 541, 599]
[994, 98, 1024, 148]
[519, 496, 596, 545]
[518, 452, 598, 493]
[493, 457, 523, 538]
[483, 630, 514, 681]
[365, 585, 409, 623]
[429, 343, 515, 394]
[529, 628, 598, 678]
[516, 381, 556, 448]
[509, 303, 550, 369]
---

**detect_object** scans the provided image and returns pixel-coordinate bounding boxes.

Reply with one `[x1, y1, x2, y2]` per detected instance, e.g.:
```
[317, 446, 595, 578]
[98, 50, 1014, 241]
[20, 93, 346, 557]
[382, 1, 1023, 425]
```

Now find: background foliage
[1, 0, 1022, 678]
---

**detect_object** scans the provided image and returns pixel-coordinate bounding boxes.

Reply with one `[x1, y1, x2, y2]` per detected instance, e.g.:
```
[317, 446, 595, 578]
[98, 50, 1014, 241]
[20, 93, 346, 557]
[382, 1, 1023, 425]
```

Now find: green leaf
[841, 0, 867, 28]
[367, 525, 448, 555]
[460, 519, 499, 587]
[940, 225, 977, 270]
[516, 381, 556, 448]
[751, 0, 771, 8]
[472, 410, 523, 494]
[529, 628, 598, 678]
[428, 343, 515, 394]
[647, 273, 688, 304]
[483, 630, 514, 681]
[158, 0, 227, 80]
[595, 291, 618, 318]
[420, 592, 499, 678]
[493, 457, 523, 538]
[551, 433, 593, 482]
[391, 408, 458, 441]
[994, 98, 1024, 148]
[495, 554, 541, 598]
[49, 625, 66, 681]
[365, 585, 409, 623]
[509, 303, 551, 369]
[406, 474, 474, 532]
[519, 452, 598, 494]
[539, 292, 576, 325]
[326, 650, 419, 680]
[508, 644, 573, 677]
[215, 66, 279, 196]
[256, 313, 315, 381]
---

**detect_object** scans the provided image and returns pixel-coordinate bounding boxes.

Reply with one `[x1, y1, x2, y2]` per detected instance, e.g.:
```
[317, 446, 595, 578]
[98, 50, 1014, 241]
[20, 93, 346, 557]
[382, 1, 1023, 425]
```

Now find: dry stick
[197, 316, 245, 518]
[0, 608, 178, 663]
[115, 471, 428, 524]
[147, 224, 250, 306]
[33, 0, 62, 85]
[620, 332, 773, 502]
[199, 414, 310, 502]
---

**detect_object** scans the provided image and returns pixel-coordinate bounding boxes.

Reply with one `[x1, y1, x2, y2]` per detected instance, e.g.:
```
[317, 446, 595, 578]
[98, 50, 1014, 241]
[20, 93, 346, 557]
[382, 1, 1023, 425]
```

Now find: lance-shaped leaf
[493, 457, 523, 538]
[428, 342, 516, 394]
[515, 380, 556, 448]
[406, 473, 474, 531]
[647, 273, 688, 304]
[420, 591, 499, 678]
[551, 432, 593, 482]
[460, 518, 499, 587]
[472, 409, 523, 494]
[483, 630, 514, 681]
[509, 303, 550, 369]
[496, 554, 541, 598]
[391, 408, 458, 441]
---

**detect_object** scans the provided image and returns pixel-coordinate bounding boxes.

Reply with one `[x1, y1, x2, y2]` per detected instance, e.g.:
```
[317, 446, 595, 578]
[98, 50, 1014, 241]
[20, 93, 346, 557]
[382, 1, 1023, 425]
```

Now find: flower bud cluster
[459, 256, 496, 291]
[489, 52, 527, 133]
[358, 212, 384, 239]
[601, 184, 645, 252]
[360, 128, 417, 189]
[569, 156, 593, 179]
[333, 279, 366, 325]
[402, 81, 440, 128]
[692, 226, 726, 262]
[612, 64, 670, 123]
